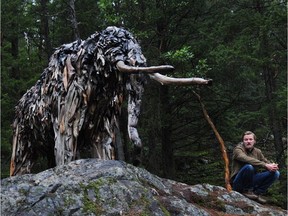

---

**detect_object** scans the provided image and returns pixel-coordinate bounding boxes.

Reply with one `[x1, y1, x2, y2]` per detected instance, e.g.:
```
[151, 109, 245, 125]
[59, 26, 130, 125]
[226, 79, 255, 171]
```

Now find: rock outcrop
[1, 159, 286, 215]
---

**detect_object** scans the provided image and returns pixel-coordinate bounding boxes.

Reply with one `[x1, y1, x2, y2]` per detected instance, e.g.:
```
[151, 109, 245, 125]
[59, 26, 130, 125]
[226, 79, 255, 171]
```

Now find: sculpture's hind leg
[10, 125, 36, 176]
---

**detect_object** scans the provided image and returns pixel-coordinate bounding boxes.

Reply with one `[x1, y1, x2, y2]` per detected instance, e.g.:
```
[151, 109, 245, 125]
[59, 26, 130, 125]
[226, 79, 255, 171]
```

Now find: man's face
[243, 134, 256, 150]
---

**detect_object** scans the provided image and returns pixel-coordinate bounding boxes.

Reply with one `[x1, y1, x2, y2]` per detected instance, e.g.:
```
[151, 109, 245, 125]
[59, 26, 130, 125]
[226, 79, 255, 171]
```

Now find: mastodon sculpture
[10, 26, 212, 176]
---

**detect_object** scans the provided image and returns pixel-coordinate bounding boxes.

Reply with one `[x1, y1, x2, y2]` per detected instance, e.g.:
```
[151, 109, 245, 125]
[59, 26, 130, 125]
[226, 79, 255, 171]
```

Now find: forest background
[1, 0, 287, 209]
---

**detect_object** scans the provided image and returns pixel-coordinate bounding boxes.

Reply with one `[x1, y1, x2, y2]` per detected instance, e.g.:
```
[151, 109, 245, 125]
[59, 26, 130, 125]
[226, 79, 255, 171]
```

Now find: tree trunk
[258, 12, 285, 166]
[155, 7, 175, 178]
[263, 65, 285, 166]
[160, 85, 175, 178]
[11, 22, 19, 79]
[253, 0, 285, 167]
[40, 0, 52, 60]
[67, 0, 80, 40]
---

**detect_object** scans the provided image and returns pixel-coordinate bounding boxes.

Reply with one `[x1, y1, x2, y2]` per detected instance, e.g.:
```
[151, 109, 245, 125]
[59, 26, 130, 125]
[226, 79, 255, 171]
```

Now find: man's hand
[265, 163, 279, 172]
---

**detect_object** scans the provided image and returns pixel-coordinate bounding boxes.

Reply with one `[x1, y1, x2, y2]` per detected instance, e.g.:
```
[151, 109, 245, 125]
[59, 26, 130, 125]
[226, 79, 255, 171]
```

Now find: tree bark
[40, 0, 52, 59]
[263, 65, 285, 166]
[155, 3, 175, 179]
[258, 11, 285, 166]
[10, 22, 19, 79]
[160, 85, 175, 178]
[67, 0, 80, 40]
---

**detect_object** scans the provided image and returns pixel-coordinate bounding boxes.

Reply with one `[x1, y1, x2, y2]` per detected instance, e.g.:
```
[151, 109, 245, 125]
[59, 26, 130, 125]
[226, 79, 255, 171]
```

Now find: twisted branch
[193, 91, 232, 192]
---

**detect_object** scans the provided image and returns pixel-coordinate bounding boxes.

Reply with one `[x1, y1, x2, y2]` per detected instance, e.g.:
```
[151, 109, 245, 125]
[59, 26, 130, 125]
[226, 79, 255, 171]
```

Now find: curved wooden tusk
[149, 73, 213, 86]
[116, 61, 174, 74]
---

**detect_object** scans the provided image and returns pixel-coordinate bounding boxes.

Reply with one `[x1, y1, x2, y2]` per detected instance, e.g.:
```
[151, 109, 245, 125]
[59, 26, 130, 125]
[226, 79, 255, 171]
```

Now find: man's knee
[242, 164, 255, 172]
[273, 170, 280, 180]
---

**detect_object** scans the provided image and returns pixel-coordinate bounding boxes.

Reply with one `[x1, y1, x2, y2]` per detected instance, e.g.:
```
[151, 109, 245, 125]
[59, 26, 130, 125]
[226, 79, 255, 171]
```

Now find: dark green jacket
[231, 143, 270, 179]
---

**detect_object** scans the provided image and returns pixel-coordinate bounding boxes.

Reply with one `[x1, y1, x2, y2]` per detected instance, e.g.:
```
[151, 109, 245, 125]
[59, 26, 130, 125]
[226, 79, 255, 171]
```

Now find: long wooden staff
[193, 91, 232, 192]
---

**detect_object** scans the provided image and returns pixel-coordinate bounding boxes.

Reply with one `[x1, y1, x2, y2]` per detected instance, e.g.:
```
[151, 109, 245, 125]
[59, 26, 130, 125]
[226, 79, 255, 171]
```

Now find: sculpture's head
[93, 26, 174, 74]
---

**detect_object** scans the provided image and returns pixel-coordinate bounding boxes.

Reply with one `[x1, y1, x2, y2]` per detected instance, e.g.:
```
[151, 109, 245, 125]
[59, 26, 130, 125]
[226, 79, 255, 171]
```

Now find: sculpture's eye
[128, 49, 136, 60]
[129, 57, 136, 66]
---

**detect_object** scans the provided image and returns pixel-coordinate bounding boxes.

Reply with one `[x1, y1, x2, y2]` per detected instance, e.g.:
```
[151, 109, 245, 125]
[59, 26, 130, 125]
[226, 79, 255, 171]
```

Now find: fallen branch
[193, 91, 232, 192]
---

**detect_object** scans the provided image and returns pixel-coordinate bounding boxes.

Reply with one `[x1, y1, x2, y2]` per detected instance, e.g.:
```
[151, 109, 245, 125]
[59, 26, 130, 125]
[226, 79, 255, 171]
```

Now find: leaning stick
[193, 91, 232, 192]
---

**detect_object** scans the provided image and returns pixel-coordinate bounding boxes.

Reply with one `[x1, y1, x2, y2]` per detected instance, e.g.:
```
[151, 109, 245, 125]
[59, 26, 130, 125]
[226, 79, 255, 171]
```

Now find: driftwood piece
[10, 26, 212, 176]
[193, 91, 232, 192]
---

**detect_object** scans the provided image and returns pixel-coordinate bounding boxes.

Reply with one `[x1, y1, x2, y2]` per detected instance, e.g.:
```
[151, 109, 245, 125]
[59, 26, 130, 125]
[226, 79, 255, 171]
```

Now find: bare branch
[193, 91, 231, 192]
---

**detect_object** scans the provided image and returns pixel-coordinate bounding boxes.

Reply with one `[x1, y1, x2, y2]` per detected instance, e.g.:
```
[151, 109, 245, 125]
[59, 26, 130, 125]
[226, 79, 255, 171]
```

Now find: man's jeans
[232, 164, 280, 194]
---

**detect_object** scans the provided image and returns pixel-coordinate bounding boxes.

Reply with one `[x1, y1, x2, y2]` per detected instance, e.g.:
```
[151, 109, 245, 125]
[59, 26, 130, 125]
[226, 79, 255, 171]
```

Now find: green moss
[213, 198, 226, 212]
[107, 177, 117, 185]
[82, 190, 104, 214]
[159, 203, 171, 216]
[18, 188, 29, 196]
[126, 193, 151, 215]
[54, 207, 65, 216]
[63, 195, 76, 207]
[81, 178, 105, 214]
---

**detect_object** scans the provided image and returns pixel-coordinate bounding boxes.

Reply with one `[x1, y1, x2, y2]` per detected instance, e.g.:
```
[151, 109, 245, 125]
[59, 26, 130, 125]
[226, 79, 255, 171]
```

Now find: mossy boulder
[1, 159, 286, 215]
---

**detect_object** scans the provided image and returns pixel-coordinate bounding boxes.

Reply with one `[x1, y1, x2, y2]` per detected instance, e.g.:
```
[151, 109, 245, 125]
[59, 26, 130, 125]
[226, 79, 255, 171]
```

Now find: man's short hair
[242, 131, 257, 141]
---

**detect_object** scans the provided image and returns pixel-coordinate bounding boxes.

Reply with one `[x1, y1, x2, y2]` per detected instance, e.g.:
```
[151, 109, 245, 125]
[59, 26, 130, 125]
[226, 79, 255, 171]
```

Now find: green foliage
[194, 59, 212, 77]
[163, 46, 211, 78]
[164, 46, 194, 64]
[267, 168, 287, 209]
[98, 0, 123, 25]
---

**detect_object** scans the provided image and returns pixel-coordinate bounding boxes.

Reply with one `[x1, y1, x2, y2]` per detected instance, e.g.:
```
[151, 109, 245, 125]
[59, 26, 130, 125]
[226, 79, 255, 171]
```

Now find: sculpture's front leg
[126, 74, 145, 165]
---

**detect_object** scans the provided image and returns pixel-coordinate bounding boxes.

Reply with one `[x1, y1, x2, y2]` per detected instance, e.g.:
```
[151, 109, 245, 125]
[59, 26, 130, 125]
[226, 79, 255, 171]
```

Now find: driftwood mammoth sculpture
[10, 26, 212, 176]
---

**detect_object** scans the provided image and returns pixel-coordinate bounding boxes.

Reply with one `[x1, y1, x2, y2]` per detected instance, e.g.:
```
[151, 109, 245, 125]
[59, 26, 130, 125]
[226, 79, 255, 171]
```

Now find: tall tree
[255, 1, 286, 165]
[39, 0, 52, 60]
[67, 0, 80, 40]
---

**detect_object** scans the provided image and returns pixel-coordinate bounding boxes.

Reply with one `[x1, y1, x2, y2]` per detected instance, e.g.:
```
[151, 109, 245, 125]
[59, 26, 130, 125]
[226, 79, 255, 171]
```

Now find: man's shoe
[242, 191, 258, 200]
[256, 196, 267, 204]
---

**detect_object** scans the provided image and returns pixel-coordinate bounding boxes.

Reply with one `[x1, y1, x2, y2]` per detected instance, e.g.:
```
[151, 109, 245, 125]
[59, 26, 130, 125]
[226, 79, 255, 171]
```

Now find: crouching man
[230, 131, 280, 204]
